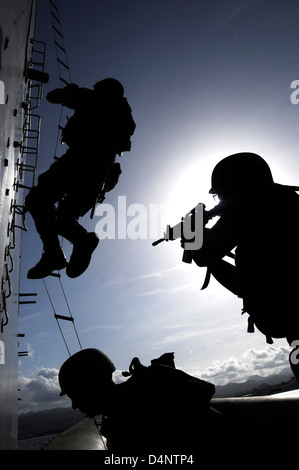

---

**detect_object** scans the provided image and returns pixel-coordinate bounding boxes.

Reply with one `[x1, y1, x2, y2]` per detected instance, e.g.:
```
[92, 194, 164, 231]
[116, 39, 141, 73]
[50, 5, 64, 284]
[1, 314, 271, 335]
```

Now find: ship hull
[0, 0, 37, 450]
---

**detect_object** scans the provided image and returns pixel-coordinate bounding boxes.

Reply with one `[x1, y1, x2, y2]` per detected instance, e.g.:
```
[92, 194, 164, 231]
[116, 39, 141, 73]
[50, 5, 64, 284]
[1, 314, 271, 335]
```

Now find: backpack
[101, 353, 216, 451]
[113, 98, 136, 155]
[122, 352, 215, 405]
[61, 87, 136, 154]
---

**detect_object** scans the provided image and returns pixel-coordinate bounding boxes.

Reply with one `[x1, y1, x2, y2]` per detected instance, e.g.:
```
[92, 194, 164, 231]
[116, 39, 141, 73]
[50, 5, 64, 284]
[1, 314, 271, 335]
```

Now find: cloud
[243, 345, 291, 371]
[18, 366, 130, 413]
[113, 369, 130, 384]
[135, 266, 181, 280]
[158, 329, 203, 346]
[196, 345, 292, 385]
[83, 323, 124, 333]
[135, 289, 165, 297]
[199, 358, 251, 385]
[18, 368, 68, 413]
[135, 282, 196, 297]
[18, 343, 35, 364]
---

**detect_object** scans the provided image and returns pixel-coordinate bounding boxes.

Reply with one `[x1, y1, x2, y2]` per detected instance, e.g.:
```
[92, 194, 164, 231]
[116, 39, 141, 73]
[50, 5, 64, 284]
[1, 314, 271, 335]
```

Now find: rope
[49, 0, 72, 85]
[93, 417, 108, 450]
[48, 0, 72, 158]
[39, 0, 83, 356]
[58, 277, 83, 350]
[42, 278, 71, 356]
[53, 105, 64, 159]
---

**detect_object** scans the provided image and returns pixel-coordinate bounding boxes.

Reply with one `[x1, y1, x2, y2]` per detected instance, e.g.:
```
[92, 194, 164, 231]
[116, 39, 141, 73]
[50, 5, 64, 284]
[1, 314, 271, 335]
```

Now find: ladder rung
[54, 314, 74, 322]
[49, 271, 61, 278]
[51, 11, 61, 25]
[14, 183, 32, 190]
[57, 58, 69, 70]
[19, 293, 37, 296]
[32, 60, 45, 67]
[55, 41, 66, 53]
[49, 0, 58, 12]
[59, 76, 70, 86]
[53, 25, 63, 38]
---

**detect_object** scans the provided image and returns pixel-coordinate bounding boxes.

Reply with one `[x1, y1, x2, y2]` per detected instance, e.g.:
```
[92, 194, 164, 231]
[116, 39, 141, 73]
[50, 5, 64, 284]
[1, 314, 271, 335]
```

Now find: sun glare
[165, 157, 218, 225]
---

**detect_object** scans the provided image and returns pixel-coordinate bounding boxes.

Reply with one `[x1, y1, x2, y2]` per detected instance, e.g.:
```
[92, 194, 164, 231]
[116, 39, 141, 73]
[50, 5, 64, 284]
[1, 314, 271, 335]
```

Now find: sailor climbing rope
[25, 78, 136, 279]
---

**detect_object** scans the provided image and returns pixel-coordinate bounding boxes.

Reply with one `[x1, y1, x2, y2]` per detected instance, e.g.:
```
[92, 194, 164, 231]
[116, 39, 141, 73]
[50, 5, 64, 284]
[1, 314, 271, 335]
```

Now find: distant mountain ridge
[214, 367, 298, 397]
[18, 407, 85, 439]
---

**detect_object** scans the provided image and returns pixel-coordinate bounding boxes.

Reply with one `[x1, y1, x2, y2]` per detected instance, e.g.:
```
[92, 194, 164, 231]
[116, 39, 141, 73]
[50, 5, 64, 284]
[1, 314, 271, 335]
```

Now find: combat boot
[66, 232, 99, 278]
[27, 249, 68, 279]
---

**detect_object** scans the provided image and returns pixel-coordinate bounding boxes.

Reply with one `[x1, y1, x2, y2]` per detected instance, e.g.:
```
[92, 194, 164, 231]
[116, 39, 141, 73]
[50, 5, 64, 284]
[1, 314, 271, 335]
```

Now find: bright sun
[165, 157, 218, 226]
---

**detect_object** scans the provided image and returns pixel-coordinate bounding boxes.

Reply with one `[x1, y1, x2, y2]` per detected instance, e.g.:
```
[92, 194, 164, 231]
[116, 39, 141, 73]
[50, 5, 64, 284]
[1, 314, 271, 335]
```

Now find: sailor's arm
[191, 219, 240, 295]
[208, 259, 240, 295]
[191, 215, 237, 266]
[46, 83, 79, 108]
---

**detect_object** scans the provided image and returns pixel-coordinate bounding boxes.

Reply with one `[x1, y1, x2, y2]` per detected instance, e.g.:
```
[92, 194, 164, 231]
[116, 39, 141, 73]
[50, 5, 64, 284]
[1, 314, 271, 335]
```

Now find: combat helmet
[209, 152, 274, 198]
[93, 78, 124, 97]
[59, 348, 116, 396]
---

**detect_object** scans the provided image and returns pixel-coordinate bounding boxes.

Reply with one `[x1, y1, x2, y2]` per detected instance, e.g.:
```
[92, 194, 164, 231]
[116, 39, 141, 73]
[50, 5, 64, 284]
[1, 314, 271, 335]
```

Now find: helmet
[209, 152, 274, 198]
[59, 348, 116, 396]
[93, 78, 124, 97]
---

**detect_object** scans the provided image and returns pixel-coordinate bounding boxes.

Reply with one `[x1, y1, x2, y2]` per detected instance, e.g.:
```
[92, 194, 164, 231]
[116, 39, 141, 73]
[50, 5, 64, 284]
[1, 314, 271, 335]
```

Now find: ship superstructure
[0, 0, 47, 449]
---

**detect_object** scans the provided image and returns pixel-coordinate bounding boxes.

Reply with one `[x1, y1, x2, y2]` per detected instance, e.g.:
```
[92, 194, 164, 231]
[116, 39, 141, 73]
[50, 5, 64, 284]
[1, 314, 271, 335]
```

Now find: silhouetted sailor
[25, 78, 135, 279]
[189, 153, 299, 380]
[58, 348, 218, 452]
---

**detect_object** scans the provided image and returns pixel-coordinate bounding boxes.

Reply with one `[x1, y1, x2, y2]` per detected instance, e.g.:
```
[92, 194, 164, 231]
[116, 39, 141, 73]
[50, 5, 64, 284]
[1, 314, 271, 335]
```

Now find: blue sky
[18, 0, 299, 412]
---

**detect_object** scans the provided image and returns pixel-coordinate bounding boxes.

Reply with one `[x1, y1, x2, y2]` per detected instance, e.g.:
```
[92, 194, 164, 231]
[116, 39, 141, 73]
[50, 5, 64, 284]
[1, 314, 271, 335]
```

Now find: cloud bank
[18, 367, 68, 414]
[196, 345, 292, 385]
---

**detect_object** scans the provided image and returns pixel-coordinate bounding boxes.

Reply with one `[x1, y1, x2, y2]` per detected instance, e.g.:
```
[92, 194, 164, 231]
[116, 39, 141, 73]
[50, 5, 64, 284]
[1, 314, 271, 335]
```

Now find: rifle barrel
[152, 238, 167, 246]
[152, 202, 224, 247]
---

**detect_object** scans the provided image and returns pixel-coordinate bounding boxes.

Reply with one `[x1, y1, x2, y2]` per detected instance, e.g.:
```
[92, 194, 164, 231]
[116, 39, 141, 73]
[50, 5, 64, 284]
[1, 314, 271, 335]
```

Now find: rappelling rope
[93, 417, 108, 450]
[58, 277, 83, 350]
[42, 278, 71, 355]
[39, 0, 82, 355]
[49, 0, 72, 159]
[49, 0, 72, 86]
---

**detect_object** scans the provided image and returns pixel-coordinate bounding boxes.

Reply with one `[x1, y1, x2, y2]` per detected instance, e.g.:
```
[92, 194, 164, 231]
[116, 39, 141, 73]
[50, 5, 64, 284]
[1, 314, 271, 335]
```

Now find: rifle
[152, 202, 224, 263]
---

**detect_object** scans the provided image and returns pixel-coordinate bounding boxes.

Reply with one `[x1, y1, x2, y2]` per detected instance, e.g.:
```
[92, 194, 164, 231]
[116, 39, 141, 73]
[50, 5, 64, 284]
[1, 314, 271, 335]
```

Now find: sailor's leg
[56, 192, 99, 278]
[24, 162, 69, 278]
[208, 259, 240, 295]
[53, 153, 113, 277]
[25, 186, 61, 251]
